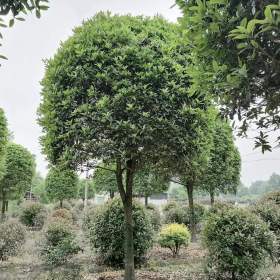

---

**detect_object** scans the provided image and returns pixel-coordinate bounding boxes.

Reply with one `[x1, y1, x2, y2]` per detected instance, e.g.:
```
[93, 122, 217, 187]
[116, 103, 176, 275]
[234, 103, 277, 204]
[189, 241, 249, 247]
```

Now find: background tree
[78, 178, 95, 201]
[38, 13, 211, 280]
[31, 172, 48, 203]
[0, 0, 49, 62]
[0, 108, 8, 181]
[0, 142, 35, 218]
[93, 167, 118, 199]
[45, 166, 78, 208]
[176, 0, 280, 151]
[134, 168, 169, 207]
[200, 119, 241, 205]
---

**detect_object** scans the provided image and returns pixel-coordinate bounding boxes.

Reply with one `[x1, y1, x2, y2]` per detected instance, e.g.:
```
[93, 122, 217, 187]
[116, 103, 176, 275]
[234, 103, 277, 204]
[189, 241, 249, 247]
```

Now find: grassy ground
[0, 229, 279, 280]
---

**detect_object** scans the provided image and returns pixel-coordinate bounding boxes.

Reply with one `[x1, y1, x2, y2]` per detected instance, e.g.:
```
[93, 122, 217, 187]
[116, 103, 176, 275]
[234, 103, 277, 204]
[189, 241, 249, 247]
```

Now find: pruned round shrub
[158, 223, 191, 257]
[51, 208, 73, 224]
[164, 202, 205, 231]
[251, 201, 280, 263]
[260, 191, 280, 205]
[163, 201, 179, 212]
[146, 204, 161, 232]
[0, 219, 26, 261]
[19, 202, 47, 229]
[87, 198, 153, 267]
[207, 201, 233, 216]
[203, 207, 275, 280]
[40, 219, 80, 266]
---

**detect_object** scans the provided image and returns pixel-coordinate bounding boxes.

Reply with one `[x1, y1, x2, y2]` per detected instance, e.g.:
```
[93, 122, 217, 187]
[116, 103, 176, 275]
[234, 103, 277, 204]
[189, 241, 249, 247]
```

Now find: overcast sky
[0, 0, 279, 185]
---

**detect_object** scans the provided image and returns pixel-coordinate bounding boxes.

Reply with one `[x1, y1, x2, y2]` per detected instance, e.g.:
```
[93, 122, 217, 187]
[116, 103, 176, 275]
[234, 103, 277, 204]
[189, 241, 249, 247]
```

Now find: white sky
[0, 0, 279, 185]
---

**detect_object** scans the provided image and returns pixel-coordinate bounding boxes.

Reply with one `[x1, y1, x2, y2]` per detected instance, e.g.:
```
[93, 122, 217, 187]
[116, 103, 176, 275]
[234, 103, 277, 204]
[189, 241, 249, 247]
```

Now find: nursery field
[1, 230, 279, 280]
[0, 198, 280, 280]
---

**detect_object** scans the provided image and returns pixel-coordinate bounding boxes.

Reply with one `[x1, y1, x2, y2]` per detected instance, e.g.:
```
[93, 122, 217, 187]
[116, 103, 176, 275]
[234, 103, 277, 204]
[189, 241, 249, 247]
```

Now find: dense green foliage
[177, 0, 280, 150]
[45, 166, 78, 207]
[19, 202, 47, 229]
[31, 172, 48, 203]
[158, 223, 191, 257]
[40, 218, 80, 266]
[0, 108, 8, 181]
[200, 119, 241, 203]
[203, 207, 275, 279]
[146, 204, 161, 232]
[0, 219, 26, 261]
[0, 142, 35, 215]
[78, 179, 95, 200]
[163, 201, 205, 231]
[87, 198, 153, 267]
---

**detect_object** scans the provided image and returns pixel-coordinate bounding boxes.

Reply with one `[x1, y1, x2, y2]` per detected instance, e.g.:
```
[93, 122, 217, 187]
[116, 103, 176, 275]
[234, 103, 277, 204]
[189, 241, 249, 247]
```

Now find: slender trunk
[210, 191, 215, 206]
[110, 190, 115, 199]
[116, 159, 136, 280]
[5, 201, 8, 212]
[60, 200, 63, 208]
[84, 181, 88, 210]
[144, 196, 148, 207]
[186, 183, 196, 242]
[1, 195, 5, 221]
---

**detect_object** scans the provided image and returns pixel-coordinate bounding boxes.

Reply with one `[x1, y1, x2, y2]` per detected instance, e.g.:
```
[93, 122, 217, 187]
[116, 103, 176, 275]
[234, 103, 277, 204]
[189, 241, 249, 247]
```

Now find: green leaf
[0, 55, 8, 60]
[9, 19, 14, 27]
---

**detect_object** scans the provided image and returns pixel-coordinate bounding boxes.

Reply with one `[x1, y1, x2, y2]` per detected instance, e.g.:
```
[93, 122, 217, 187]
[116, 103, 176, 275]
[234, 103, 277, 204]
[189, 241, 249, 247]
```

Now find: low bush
[252, 200, 280, 263]
[158, 223, 191, 257]
[87, 198, 153, 267]
[19, 202, 47, 229]
[164, 202, 205, 231]
[0, 219, 26, 261]
[203, 207, 275, 280]
[40, 219, 80, 266]
[82, 205, 95, 231]
[51, 208, 73, 224]
[146, 204, 161, 232]
[260, 191, 280, 205]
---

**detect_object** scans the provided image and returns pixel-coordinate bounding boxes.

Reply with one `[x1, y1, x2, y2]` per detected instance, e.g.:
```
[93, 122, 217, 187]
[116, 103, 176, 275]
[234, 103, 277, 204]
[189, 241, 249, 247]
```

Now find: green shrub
[163, 201, 179, 212]
[251, 201, 280, 263]
[40, 219, 80, 266]
[146, 204, 161, 232]
[158, 223, 191, 257]
[207, 201, 233, 216]
[51, 208, 73, 224]
[82, 205, 95, 231]
[261, 191, 280, 205]
[0, 219, 26, 261]
[87, 198, 153, 267]
[164, 202, 205, 231]
[203, 207, 275, 280]
[19, 202, 47, 229]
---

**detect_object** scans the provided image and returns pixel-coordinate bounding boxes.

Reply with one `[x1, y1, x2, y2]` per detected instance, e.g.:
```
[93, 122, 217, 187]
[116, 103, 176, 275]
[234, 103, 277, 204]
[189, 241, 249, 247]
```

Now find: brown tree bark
[116, 159, 136, 280]
[144, 195, 148, 207]
[60, 200, 63, 208]
[210, 190, 215, 206]
[110, 190, 115, 199]
[186, 182, 196, 242]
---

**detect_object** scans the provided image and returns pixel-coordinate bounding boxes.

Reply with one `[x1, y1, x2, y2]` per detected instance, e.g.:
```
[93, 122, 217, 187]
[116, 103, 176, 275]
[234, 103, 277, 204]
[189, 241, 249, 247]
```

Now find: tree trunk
[110, 190, 115, 199]
[144, 196, 148, 207]
[60, 200, 63, 208]
[210, 191, 215, 206]
[84, 181, 88, 210]
[1, 196, 5, 221]
[116, 159, 136, 280]
[186, 183, 196, 242]
[5, 201, 8, 212]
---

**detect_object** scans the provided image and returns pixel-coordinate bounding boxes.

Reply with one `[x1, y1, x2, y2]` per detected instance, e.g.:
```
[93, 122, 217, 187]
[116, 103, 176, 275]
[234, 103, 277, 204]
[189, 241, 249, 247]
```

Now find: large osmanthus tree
[38, 13, 211, 280]
[0, 142, 35, 218]
[200, 119, 241, 205]
[176, 0, 280, 151]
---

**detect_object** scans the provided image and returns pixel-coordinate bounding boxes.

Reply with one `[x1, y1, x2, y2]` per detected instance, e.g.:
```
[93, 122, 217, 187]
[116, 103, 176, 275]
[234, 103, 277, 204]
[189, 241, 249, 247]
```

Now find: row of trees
[38, 13, 241, 280]
[0, 109, 35, 219]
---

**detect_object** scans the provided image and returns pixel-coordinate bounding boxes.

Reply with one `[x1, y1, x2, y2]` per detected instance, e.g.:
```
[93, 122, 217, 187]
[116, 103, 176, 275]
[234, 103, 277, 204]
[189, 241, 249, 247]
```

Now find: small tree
[0, 108, 8, 181]
[45, 166, 78, 208]
[0, 142, 35, 218]
[78, 179, 95, 201]
[39, 13, 211, 280]
[200, 119, 241, 205]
